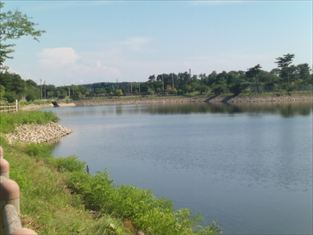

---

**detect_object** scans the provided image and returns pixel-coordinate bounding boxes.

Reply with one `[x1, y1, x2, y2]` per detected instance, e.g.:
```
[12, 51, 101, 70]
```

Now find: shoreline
[20, 102, 75, 111]
[73, 96, 204, 106]
[74, 94, 312, 106]
[207, 94, 313, 104]
[18, 93, 312, 111]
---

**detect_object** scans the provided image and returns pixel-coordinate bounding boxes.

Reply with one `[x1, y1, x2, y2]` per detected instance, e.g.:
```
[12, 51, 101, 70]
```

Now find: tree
[0, 72, 25, 100]
[246, 64, 262, 93]
[0, 2, 45, 70]
[227, 72, 248, 95]
[114, 88, 123, 96]
[148, 75, 156, 82]
[275, 54, 295, 91]
[275, 54, 295, 68]
[292, 63, 311, 90]
[296, 63, 311, 81]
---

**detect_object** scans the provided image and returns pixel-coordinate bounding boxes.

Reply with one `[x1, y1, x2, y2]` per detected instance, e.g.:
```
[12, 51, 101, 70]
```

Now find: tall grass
[67, 170, 220, 235]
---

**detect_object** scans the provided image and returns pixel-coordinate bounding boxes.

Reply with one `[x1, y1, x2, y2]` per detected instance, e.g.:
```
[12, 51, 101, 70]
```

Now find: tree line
[0, 53, 312, 102]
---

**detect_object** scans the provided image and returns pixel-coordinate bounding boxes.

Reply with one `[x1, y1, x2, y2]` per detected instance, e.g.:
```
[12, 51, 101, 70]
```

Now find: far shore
[19, 92, 312, 110]
[74, 93, 312, 106]
[207, 93, 313, 104]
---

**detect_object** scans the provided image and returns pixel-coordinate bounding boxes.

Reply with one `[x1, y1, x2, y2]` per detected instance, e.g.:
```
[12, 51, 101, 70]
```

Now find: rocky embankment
[72, 94, 313, 106]
[207, 94, 313, 104]
[74, 97, 205, 106]
[6, 122, 72, 144]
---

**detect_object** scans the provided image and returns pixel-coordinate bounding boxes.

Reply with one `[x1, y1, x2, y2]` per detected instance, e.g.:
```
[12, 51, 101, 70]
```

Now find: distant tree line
[0, 54, 312, 102]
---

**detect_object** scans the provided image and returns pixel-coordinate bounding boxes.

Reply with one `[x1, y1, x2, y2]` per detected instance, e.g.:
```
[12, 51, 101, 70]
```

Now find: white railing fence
[0, 100, 19, 113]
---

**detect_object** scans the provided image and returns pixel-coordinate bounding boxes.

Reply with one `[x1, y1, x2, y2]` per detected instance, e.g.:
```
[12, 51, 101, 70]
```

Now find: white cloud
[37, 47, 121, 85]
[34, 36, 152, 85]
[39, 47, 79, 67]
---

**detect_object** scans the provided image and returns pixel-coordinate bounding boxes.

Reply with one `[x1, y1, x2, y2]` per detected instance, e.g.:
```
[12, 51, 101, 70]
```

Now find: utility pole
[40, 79, 43, 99]
[138, 82, 141, 95]
[43, 80, 46, 99]
[171, 73, 174, 89]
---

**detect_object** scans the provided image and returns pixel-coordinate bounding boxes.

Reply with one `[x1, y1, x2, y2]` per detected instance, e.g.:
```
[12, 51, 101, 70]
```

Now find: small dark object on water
[52, 101, 59, 107]
[86, 165, 90, 174]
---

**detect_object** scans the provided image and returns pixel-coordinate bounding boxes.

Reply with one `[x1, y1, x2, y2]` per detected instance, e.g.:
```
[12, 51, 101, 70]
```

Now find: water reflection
[51, 102, 313, 118]
[143, 103, 313, 117]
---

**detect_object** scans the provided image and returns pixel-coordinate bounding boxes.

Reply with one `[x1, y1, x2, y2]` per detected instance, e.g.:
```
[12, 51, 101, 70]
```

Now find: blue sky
[3, 0, 312, 85]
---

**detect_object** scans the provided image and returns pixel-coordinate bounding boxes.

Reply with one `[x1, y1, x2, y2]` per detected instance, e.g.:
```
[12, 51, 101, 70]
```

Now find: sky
[3, 0, 313, 86]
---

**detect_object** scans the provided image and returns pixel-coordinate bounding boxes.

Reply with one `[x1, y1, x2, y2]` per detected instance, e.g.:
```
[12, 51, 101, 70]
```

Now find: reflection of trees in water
[51, 103, 312, 118]
[143, 103, 313, 117]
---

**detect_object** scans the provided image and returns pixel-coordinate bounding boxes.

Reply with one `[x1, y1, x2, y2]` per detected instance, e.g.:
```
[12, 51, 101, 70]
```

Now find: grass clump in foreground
[0, 111, 221, 234]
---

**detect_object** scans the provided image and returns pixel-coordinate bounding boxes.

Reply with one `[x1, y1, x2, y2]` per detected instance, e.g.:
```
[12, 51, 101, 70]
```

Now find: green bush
[4, 92, 16, 102]
[55, 156, 86, 172]
[26, 94, 36, 101]
[67, 171, 221, 235]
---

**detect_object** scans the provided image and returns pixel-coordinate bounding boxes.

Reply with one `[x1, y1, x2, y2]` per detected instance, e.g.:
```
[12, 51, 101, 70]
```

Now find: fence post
[15, 100, 19, 112]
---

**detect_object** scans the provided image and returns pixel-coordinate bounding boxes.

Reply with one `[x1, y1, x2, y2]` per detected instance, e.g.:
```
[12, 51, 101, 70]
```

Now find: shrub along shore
[0, 111, 221, 235]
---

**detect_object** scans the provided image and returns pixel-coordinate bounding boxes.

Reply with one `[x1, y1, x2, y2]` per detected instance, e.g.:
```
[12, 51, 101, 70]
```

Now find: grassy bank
[0, 111, 221, 235]
[0, 111, 58, 133]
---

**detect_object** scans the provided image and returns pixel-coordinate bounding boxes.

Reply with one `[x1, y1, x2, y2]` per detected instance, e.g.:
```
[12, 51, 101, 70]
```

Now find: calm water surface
[50, 103, 313, 234]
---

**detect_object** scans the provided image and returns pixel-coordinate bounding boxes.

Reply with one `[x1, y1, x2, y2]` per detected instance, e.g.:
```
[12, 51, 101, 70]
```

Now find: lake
[50, 103, 313, 234]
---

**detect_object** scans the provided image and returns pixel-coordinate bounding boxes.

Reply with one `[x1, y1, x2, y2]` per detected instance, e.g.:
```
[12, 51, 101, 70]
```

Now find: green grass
[19, 99, 55, 106]
[0, 140, 129, 235]
[0, 111, 221, 235]
[0, 111, 57, 133]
